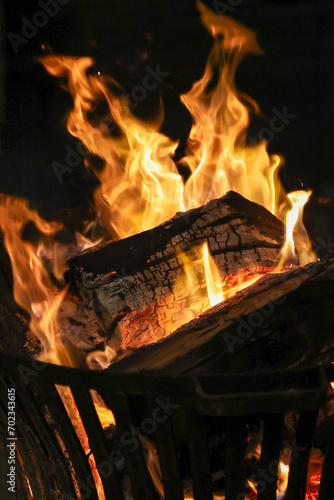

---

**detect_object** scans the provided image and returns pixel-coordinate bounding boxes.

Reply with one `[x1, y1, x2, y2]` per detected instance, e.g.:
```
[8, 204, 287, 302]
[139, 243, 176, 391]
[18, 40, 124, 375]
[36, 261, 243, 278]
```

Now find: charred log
[107, 259, 334, 375]
[69, 191, 284, 349]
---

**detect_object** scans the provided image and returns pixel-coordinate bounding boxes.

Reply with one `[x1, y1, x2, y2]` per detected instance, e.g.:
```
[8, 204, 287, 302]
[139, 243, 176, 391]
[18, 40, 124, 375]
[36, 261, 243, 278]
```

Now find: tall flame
[180, 3, 279, 212]
[202, 242, 225, 307]
[278, 190, 316, 266]
[0, 196, 113, 497]
[0, 195, 73, 365]
[40, 4, 284, 241]
[168, 243, 225, 335]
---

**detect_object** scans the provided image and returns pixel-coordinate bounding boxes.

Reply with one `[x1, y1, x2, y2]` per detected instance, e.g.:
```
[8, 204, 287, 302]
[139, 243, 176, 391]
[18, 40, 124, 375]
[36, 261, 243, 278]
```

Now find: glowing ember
[305, 449, 324, 499]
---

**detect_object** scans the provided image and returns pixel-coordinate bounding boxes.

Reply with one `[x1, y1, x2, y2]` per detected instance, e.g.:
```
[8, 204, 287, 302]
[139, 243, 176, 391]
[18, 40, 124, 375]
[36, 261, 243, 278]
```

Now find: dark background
[1, 0, 334, 215]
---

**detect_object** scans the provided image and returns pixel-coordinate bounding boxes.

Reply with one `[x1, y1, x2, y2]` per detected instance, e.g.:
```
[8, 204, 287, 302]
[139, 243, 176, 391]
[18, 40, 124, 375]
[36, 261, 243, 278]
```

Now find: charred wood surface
[107, 259, 334, 376]
[0, 299, 109, 364]
[69, 191, 284, 349]
[0, 303, 30, 358]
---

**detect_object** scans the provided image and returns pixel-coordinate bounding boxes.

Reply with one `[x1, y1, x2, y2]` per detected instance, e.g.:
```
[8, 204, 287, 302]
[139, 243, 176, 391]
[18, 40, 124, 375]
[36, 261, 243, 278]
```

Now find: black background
[1, 0, 334, 215]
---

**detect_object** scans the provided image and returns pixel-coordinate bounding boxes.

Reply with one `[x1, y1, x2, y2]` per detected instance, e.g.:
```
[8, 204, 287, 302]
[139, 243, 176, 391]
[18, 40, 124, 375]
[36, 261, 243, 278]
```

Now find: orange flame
[278, 190, 316, 266]
[0, 196, 108, 496]
[40, 3, 316, 273]
[39, 5, 285, 242]
[56, 385, 106, 499]
[86, 347, 117, 428]
[202, 242, 225, 307]
[86, 345, 117, 370]
[166, 242, 224, 334]
[0, 195, 73, 365]
[180, 4, 280, 213]
[277, 462, 289, 499]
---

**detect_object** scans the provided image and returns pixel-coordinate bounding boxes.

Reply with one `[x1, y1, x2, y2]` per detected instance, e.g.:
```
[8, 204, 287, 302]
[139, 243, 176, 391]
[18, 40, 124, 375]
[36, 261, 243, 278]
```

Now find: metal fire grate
[1, 351, 334, 500]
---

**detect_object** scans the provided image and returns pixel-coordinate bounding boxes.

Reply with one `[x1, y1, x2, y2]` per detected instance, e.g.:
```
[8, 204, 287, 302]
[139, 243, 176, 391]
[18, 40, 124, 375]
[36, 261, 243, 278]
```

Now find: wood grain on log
[107, 259, 334, 376]
[69, 191, 284, 349]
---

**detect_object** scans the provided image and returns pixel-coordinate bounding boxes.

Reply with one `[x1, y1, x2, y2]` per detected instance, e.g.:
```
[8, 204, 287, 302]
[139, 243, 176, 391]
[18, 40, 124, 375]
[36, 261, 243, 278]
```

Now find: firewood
[107, 259, 334, 375]
[0, 303, 30, 357]
[68, 191, 284, 349]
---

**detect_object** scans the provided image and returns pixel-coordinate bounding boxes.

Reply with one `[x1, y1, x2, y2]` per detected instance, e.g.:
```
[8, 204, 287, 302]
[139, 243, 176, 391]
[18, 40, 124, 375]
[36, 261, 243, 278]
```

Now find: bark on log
[107, 259, 334, 375]
[69, 191, 284, 349]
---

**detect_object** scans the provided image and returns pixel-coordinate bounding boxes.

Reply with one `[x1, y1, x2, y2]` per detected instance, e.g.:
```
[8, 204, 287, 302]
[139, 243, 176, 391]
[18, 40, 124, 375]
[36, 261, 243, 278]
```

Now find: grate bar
[70, 383, 123, 500]
[285, 410, 318, 500]
[257, 413, 284, 500]
[1, 375, 60, 499]
[103, 391, 154, 500]
[148, 394, 184, 500]
[318, 422, 334, 500]
[187, 407, 213, 500]
[224, 416, 247, 500]
[40, 382, 99, 500]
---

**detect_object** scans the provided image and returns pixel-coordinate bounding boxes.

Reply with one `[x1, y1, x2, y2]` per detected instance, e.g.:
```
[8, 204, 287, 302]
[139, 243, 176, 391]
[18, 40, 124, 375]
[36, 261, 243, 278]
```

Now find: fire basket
[1, 351, 334, 500]
[1, 1, 334, 499]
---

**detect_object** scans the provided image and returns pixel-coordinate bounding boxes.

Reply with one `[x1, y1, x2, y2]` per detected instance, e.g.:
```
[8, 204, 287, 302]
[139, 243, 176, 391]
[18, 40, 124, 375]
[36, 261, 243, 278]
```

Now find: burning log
[107, 258, 334, 375]
[69, 191, 284, 350]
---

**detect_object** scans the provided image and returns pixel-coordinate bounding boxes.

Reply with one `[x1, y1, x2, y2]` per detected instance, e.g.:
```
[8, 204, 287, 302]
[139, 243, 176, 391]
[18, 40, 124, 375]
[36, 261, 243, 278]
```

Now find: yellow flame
[142, 441, 164, 498]
[165, 243, 224, 336]
[180, 6, 280, 213]
[56, 385, 106, 499]
[278, 190, 316, 266]
[0, 195, 73, 365]
[202, 242, 225, 307]
[0, 196, 108, 496]
[86, 345, 117, 370]
[86, 347, 117, 429]
[247, 479, 258, 494]
[40, 5, 316, 276]
[40, 6, 285, 241]
[278, 462, 289, 497]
